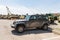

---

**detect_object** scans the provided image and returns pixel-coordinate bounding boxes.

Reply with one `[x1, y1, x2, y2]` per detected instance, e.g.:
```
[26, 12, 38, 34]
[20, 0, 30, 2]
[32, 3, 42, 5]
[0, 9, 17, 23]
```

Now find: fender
[15, 22, 26, 28]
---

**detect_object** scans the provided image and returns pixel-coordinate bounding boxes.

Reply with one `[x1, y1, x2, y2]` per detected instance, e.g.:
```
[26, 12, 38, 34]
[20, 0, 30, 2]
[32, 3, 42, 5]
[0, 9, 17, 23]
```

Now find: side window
[30, 16, 36, 20]
[38, 16, 42, 19]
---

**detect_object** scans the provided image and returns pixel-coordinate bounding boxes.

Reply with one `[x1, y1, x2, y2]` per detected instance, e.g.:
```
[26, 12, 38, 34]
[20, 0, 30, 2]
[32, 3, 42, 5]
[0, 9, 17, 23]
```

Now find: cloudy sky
[0, 0, 60, 15]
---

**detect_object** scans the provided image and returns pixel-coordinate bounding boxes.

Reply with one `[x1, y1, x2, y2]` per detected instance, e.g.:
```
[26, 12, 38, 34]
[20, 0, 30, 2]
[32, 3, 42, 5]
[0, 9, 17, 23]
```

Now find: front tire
[15, 25, 24, 33]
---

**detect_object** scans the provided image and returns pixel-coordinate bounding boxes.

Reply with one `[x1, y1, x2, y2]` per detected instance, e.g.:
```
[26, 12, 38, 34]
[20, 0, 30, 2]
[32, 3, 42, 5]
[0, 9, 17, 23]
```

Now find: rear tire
[42, 24, 48, 30]
[58, 21, 60, 23]
[15, 25, 24, 33]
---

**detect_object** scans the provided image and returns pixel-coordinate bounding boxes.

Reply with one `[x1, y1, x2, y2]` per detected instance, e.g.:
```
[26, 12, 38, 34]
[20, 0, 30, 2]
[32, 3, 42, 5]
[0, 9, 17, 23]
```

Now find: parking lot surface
[0, 20, 60, 40]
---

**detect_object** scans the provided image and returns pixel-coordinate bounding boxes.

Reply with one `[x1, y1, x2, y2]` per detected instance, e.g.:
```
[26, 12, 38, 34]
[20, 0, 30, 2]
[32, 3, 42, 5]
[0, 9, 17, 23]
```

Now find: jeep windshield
[25, 15, 31, 20]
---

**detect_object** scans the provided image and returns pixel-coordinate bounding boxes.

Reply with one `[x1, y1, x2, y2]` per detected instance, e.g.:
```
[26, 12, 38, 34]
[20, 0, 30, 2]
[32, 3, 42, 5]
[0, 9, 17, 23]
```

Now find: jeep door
[37, 15, 43, 27]
[28, 15, 40, 28]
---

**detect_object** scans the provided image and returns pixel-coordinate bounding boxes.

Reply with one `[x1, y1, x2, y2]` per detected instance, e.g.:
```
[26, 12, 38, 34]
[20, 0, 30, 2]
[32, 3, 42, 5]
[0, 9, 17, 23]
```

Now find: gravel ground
[0, 20, 60, 40]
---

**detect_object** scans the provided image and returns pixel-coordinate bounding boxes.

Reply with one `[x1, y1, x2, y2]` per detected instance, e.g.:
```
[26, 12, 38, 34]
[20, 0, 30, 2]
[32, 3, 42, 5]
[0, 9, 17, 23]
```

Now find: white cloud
[0, 5, 43, 15]
[0, 5, 7, 15]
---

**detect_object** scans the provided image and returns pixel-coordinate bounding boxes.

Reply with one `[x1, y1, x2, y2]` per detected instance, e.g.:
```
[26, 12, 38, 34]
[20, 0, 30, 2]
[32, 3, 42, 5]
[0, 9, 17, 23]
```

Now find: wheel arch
[16, 24, 26, 28]
[43, 23, 48, 26]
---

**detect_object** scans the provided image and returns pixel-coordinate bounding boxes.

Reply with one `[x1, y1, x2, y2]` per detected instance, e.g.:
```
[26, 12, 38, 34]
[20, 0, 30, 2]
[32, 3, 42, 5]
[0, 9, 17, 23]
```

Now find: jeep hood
[14, 19, 27, 22]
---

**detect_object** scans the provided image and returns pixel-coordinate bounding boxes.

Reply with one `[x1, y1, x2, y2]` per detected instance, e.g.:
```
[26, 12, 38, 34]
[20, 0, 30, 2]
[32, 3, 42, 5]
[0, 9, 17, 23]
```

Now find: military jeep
[11, 15, 49, 33]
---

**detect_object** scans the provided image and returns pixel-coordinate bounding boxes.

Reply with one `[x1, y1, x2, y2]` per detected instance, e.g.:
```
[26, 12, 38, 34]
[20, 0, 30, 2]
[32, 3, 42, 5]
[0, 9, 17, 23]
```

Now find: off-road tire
[42, 24, 48, 30]
[58, 21, 60, 23]
[15, 25, 24, 33]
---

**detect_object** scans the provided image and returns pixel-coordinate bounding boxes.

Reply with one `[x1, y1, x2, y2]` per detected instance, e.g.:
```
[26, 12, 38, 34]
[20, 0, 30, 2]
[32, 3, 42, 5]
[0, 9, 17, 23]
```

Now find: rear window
[38, 15, 48, 19]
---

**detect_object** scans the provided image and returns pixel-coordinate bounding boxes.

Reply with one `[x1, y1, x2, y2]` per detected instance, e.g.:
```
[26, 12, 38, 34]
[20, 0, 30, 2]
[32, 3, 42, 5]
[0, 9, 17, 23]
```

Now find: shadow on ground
[11, 27, 52, 36]
[50, 22, 58, 25]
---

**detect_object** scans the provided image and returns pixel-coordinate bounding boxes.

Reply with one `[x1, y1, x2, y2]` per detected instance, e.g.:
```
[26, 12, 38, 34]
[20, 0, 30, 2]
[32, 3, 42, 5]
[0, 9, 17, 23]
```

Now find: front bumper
[11, 24, 16, 28]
